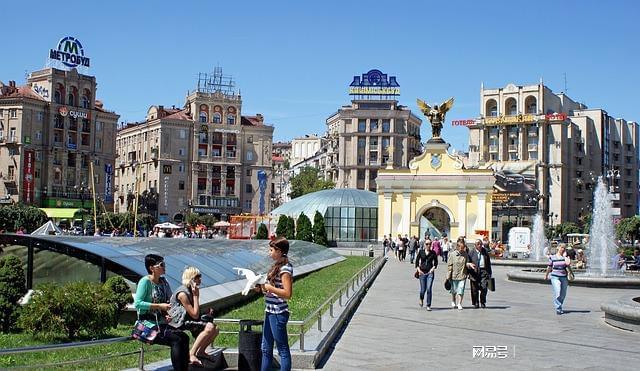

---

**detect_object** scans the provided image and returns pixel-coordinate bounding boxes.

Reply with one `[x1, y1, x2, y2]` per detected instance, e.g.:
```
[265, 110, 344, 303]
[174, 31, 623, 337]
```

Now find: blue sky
[2, 0, 639, 151]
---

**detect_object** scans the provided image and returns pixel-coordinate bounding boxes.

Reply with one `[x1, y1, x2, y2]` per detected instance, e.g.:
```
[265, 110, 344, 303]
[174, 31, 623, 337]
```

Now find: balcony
[226, 188, 236, 196]
[369, 144, 378, 151]
[508, 144, 518, 152]
[489, 145, 498, 153]
[527, 144, 538, 151]
[226, 151, 236, 158]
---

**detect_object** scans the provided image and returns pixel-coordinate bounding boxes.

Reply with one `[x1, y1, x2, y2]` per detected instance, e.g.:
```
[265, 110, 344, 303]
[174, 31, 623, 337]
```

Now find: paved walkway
[322, 256, 640, 370]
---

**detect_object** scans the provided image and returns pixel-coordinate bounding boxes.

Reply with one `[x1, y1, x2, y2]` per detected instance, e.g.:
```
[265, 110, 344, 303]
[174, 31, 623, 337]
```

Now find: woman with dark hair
[415, 239, 438, 311]
[133, 254, 190, 370]
[256, 237, 293, 371]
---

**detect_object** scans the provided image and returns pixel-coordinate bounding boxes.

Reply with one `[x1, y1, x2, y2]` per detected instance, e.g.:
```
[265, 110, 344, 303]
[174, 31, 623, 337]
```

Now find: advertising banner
[104, 164, 113, 202]
[22, 150, 35, 203]
[489, 161, 538, 209]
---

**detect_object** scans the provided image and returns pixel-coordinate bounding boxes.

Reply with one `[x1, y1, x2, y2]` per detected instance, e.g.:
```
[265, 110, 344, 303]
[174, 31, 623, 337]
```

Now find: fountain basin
[507, 269, 640, 289]
[492, 259, 549, 269]
[601, 296, 640, 332]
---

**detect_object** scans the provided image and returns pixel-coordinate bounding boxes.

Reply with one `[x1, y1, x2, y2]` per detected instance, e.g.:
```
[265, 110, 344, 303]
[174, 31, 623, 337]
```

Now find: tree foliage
[18, 281, 119, 339]
[615, 216, 640, 242]
[256, 223, 269, 239]
[313, 211, 328, 246]
[285, 216, 296, 240]
[0, 204, 48, 233]
[276, 215, 290, 237]
[0, 255, 27, 333]
[290, 167, 334, 199]
[296, 213, 313, 242]
[103, 276, 133, 327]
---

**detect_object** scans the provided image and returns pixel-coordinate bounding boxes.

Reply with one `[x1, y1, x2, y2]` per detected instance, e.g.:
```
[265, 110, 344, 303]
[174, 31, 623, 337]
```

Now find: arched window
[199, 111, 208, 123]
[199, 104, 209, 123]
[67, 86, 77, 106]
[525, 96, 537, 114]
[485, 99, 498, 117]
[505, 98, 517, 115]
[54, 83, 65, 104]
[81, 89, 91, 109]
[213, 113, 221, 124]
[227, 115, 236, 125]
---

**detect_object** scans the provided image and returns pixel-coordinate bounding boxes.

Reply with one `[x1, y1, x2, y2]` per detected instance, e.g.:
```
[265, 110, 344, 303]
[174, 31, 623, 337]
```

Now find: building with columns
[376, 142, 494, 240]
[466, 82, 639, 238]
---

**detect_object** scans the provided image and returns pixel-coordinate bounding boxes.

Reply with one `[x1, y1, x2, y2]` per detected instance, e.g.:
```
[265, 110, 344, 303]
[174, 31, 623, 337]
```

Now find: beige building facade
[466, 82, 638, 237]
[115, 77, 274, 222]
[0, 68, 119, 211]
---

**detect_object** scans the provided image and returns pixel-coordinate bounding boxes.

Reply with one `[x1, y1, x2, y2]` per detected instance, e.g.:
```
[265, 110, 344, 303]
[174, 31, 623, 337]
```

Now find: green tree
[616, 215, 640, 242]
[0, 255, 27, 333]
[276, 215, 289, 237]
[256, 223, 269, 239]
[18, 282, 117, 339]
[580, 212, 592, 234]
[0, 204, 48, 233]
[103, 276, 133, 326]
[290, 167, 334, 199]
[296, 213, 313, 242]
[313, 211, 328, 246]
[286, 215, 296, 240]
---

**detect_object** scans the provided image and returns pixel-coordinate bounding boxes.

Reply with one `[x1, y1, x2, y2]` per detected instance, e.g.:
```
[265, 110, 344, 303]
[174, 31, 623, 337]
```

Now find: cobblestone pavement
[322, 257, 640, 370]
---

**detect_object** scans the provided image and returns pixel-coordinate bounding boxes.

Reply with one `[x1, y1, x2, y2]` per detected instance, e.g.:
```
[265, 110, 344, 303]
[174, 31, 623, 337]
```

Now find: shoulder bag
[132, 313, 160, 344]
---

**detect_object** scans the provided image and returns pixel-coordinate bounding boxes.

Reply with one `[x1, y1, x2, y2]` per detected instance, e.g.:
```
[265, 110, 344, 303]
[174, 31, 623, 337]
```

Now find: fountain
[530, 213, 547, 261]
[587, 177, 618, 276]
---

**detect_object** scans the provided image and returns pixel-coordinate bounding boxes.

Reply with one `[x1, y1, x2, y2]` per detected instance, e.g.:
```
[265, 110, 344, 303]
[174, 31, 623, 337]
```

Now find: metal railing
[211, 256, 383, 351]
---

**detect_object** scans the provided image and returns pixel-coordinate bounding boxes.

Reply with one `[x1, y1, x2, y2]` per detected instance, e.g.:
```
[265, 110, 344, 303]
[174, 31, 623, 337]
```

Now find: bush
[18, 282, 117, 339]
[0, 255, 27, 333]
[276, 215, 289, 237]
[285, 216, 296, 240]
[104, 276, 132, 326]
[255, 223, 269, 239]
[313, 211, 328, 247]
[0, 204, 48, 233]
[296, 213, 313, 242]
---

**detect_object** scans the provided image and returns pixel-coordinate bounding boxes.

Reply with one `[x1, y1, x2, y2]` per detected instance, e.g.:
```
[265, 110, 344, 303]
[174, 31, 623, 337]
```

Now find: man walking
[409, 235, 418, 264]
[468, 239, 492, 308]
[442, 236, 451, 262]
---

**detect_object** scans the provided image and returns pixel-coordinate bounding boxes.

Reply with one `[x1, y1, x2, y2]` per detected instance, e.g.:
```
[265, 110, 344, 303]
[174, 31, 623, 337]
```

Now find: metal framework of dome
[271, 189, 377, 219]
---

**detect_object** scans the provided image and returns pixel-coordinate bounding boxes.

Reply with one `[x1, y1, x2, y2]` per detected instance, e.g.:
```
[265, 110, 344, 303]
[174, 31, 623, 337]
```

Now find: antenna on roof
[563, 72, 568, 94]
[196, 67, 236, 96]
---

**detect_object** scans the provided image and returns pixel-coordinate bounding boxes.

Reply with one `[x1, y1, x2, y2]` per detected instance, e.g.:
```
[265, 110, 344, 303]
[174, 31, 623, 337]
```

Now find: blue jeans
[550, 275, 568, 311]
[261, 311, 291, 371]
[419, 272, 435, 306]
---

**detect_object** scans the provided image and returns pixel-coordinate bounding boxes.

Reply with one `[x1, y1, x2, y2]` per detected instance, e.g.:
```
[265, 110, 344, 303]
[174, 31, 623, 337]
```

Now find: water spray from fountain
[587, 177, 618, 276]
[530, 213, 547, 261]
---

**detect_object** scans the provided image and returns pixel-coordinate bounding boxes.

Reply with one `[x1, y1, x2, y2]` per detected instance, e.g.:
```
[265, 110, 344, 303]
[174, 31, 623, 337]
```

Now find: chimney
[256, 113, 264, 122]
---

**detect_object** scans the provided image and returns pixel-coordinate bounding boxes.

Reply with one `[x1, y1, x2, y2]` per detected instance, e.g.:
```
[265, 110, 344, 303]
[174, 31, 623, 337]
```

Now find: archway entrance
[419, 207, 451, 239]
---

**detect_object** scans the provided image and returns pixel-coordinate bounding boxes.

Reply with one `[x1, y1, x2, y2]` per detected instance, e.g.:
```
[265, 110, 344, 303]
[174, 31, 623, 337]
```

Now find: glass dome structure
[271, 189, 378, 243]
[0, 234, 344, 305]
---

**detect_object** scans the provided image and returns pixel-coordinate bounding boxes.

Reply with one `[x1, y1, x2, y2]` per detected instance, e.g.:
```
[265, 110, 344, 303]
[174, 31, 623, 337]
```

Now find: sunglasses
[154, 262, 165, 268]
[194, 274, 202, 279]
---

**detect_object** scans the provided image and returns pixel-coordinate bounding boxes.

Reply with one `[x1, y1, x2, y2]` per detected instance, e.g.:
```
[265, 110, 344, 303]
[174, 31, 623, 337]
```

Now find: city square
[1, 1, 640, 370]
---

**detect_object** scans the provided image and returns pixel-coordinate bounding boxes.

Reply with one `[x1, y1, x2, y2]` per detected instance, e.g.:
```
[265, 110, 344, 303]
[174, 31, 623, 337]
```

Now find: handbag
[488, 277, 496, 292]
[444, 278, 452, 291]
[132, 319, 159, 344]
[567, 267, 575, 281]
[414, 271, 419, 279]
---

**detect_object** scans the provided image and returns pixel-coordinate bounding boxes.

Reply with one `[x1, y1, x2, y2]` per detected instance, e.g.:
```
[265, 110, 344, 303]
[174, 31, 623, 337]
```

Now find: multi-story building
[467, 82, 638, 236]
[115, 70, 274, 222]
[325, 70, 422, 191]
[0, 68, 119, 212]
[271, 141, 291, 208]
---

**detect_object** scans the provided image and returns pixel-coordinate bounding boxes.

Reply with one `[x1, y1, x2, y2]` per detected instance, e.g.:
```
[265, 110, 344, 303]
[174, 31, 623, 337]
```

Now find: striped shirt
[265, 263, 293, 314]
[548, 255, 569, 277]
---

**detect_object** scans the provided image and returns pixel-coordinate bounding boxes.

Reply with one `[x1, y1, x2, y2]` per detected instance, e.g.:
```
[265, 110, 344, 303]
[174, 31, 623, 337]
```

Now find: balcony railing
[489, 145, 498, 153]
[527, 144, 538, 151]
[226, 151, 236, 158]
[508, 144, 518, 152]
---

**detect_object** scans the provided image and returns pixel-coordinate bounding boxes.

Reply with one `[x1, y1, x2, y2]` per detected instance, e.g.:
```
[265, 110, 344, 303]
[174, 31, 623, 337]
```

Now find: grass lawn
[0, 256, 371, 370]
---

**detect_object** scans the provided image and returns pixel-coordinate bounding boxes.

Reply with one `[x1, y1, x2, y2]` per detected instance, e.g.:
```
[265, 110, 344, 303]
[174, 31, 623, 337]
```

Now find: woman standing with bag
[133, 254, 190, 371]
[544, 243, 572, 315]
[447, 238, 475, 310]
[256, 237, 293, 371]
[415, 239, 438, 311]
[169, 266, 220, 366]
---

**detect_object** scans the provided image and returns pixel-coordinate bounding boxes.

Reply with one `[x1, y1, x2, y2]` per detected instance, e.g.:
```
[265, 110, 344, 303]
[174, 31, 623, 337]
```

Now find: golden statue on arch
[417, 97, 454, 143]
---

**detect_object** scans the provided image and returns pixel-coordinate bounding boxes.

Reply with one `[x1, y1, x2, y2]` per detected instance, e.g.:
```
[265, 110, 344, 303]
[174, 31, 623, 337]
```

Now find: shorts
[450, 279, 466, 295]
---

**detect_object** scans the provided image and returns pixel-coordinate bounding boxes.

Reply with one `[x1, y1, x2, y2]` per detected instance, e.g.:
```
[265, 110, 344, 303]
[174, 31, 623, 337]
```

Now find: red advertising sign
[452, 119, 475, 127]
[23, 150, 35, 203]
[545, 113, 567, 121]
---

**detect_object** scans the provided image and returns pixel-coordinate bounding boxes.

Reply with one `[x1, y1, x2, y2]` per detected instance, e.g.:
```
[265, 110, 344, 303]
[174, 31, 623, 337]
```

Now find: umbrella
[31, 221, 63, 235]
[214, 221, 231, 228]
[153, 222, 182, 229]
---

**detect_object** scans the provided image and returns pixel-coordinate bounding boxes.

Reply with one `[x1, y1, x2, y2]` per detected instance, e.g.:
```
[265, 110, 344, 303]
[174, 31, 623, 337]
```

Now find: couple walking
[415, 238, 492, 310]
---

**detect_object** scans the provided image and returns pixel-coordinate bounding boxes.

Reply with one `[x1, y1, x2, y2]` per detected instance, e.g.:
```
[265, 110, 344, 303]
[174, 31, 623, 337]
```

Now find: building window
[382, 119, 390, 133]
[82, 96, 90, 109]
[358, 120, 366, 133]
[227, 115, 236, 125]
[246, 184, 253, 193]
[358, 138, 366, 148]
[370, 119, 379, 132]
[96, 121, 102, 131]
[246, 169, 252, 177]
[179, 164, 185, 173]
[179, 130, 186, 139]
[199, 112, 207, 123]
[10, 109, 17, 118]
[246, 151, 253, 161]
[179, 181, 185, 190]
[213, 113, 221, 123]
[244, 199, 252, 211]
[247, 135, 253, 143]
[357, 169, 365, 180]
[179, 148, 185, 156]
[37, 112, 44, 121]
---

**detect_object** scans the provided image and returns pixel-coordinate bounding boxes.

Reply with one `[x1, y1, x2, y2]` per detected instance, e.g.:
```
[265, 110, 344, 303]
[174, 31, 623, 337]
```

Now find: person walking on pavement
[415, 239, 438, 311]
[442, 236, 451, 263]
[447, 238, 475, 310]
[408, 236, 418, 264]
[432, 237, 442, 259]
[544, 243, 571, 315]
[383, 235, 390, 259]
[468, 239, 493, 308]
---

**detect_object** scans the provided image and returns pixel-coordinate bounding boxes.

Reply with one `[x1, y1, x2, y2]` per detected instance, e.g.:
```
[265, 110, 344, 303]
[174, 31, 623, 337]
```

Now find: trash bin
[238, 319, 263, 371]
[368, 244, 374, 257]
